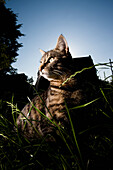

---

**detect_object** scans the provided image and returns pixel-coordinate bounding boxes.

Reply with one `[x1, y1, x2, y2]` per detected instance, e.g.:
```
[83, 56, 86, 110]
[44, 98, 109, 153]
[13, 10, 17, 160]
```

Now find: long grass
[0, 61, 113, 169]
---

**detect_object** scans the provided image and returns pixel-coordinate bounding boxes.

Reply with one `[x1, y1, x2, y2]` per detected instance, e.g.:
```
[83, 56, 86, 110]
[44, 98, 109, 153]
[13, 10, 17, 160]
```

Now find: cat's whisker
[53, 71, 63, 79]
[53, 70, 67, 80]
[53, 70, 63, 75]
[54, 69, 67, 75]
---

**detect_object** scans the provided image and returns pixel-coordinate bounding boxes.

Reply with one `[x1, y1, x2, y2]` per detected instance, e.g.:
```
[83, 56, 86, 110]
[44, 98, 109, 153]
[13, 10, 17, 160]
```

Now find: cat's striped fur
[17, 35, 96, 140]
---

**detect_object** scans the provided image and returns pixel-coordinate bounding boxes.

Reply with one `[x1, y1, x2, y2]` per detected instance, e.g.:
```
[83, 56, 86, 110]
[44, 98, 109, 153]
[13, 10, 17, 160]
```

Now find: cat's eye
[49, 57, 54, 63]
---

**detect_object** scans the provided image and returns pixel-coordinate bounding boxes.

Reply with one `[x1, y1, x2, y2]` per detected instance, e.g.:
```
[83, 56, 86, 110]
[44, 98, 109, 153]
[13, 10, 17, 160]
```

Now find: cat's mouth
[40, 70, 54, 81]
[39, 70, 60, 81]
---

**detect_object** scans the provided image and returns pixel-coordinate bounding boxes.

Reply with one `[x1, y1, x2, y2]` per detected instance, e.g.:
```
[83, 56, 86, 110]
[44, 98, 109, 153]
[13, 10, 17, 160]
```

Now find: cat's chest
[44, 87, 84, 120]
[45, 88, 65, 118]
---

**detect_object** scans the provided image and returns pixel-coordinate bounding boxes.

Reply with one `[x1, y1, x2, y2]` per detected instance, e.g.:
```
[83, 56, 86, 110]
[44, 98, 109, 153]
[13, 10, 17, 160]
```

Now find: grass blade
[65, 102, 84, 169]
[69, 98, 99, 110]
[100, 88, 113, 112]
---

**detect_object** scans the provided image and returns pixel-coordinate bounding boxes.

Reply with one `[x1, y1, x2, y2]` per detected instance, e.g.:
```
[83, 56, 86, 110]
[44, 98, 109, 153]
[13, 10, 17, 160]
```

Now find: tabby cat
[17, 35, 95, 140]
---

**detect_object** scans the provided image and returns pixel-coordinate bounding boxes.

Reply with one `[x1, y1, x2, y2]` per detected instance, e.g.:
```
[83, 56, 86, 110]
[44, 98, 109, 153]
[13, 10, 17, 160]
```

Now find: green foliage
[0, 63, 113, 169]
[0, 2, 24, 75]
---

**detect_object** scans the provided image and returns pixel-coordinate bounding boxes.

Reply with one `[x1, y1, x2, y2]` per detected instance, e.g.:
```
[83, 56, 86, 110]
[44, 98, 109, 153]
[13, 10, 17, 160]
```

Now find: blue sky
[6, 0, 113, 82]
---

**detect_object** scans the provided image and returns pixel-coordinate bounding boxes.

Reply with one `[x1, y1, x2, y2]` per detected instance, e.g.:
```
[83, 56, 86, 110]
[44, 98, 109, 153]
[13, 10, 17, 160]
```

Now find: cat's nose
[39, 64, 43, 71]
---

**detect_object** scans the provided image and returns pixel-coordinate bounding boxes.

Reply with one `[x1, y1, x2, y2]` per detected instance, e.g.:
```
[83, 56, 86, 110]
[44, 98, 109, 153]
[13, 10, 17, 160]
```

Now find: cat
[17, 35, 98, 141]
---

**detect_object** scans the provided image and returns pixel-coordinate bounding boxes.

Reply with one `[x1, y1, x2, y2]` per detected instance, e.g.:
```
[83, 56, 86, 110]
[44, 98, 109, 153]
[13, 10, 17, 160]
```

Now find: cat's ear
[40, 49, 46, 56]
[55, 34, 69, 53]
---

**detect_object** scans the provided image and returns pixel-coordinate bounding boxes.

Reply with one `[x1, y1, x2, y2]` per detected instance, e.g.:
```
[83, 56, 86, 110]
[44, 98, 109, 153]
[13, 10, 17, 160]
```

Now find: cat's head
[39, 35, 72, 81]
